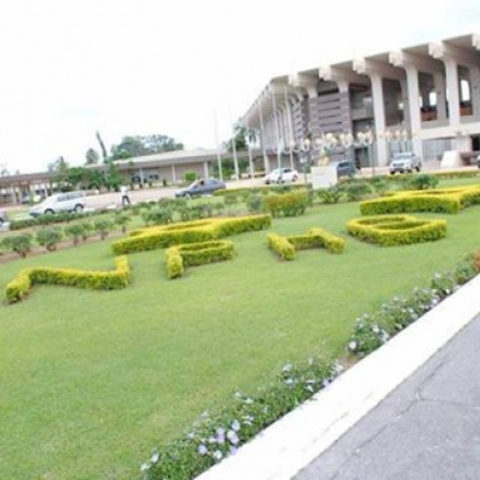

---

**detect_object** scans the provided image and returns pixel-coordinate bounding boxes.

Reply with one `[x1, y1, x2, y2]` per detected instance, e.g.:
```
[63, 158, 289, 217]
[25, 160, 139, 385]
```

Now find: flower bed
[111, 215, 272, 254]
[360, 185, 480, 215]
[267, 228, 345, 260]
[346, 215, 447, 246]
[165, 241, 235, 279]
[5, 256, 131, 304]
[140, 250, 480, 480]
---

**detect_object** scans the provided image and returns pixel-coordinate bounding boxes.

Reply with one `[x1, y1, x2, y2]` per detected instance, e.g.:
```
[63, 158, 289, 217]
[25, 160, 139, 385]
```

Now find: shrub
[94, 219, 114, 240]
[142, 207, 173, 226]
[115, 212, 132, 233]
[360, 185, 480, 215]
[111, 214, 272, 254]
[267, 233, 296, 260]
[406, 173, 439, 190]
[79, 221, 93, 241]
[5, 256, 131, 304]
[317, 186, 342, 204]
[224, 194, 238, 206]
[184, 171, 197, 183]
[264, 191, 309, 217]
[246, 194, 265, 214]
[346, 214, 447, 246]
[165, 240, 235, 279]
[1, 234, 32, 258]
[64, 224, 85, 247]
[343, 182, 372, 202]
[267, 227, 345, 260]
[36, 227, 63, 252]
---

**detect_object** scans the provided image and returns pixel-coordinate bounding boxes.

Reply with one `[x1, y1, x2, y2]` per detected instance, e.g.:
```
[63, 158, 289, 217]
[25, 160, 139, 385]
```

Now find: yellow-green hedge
[166, 240, 235, 279]
[112, 214, 271, 254]
[264, 191, 309, 217]
[5, 256, 131, 304]
[360, 185, 480, 215]
[267, 227, 345, 260]
[346, 215, 447, 246]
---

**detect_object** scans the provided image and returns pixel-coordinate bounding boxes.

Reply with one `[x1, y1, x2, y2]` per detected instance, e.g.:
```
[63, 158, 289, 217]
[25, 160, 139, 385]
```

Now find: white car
[389, 152, 422, 174]
[29, 191, 86, 217]
[265, 168, 299, 184]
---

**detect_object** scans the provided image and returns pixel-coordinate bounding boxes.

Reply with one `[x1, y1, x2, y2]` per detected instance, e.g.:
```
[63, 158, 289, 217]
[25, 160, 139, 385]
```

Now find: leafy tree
[2, 234, 32, 258]
[110, 134, 184, 160]
[85, 148, 100, 165]
[94, 219, 114, 240]
[36, 228, 63, 252]
[114, 212, 132, 234]
[224, 120, 257, 152]
[48, 156, 71, 191]
[64, 224, 85, 247]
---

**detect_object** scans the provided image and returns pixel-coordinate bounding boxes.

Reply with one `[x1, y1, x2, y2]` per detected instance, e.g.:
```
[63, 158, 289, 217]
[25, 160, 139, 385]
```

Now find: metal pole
[246, 120, 254, 178]
[229, 105, 239, 181]
[213, 109, 223, 181]
[284, 85, 295, 170]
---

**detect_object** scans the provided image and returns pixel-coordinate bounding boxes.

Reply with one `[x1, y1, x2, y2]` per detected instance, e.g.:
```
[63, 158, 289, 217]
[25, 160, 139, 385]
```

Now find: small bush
[317, 186, 342, 204]
[79, 221, 93, 241]
[2, 234, 32, 258]
[143, 207, 173, 226]
[343, 182, 372, 202]
[406, 173, 439, 190]
[94, 219, 114, 240]
[184, 171, 197, 183]
[64, 224, 85, 247]
[264, 191, 309, 217]
[246, 195, 265, 214]
[36, 227, 63, 252]
[114, 212, 132, 233]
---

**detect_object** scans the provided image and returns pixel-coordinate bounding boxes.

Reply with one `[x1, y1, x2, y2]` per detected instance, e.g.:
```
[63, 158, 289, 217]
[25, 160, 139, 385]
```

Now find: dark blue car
[175, 178, 226, 198]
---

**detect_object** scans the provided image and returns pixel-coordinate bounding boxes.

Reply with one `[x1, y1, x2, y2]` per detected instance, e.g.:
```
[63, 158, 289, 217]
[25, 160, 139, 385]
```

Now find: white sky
[0, 0, 479, 173]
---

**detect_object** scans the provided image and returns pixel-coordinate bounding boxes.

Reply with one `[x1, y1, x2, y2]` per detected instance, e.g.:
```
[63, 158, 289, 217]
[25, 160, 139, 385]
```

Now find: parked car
[389, 152, 422, 174]
[0, 210, 6, 226]
[264, 168, 299, 184]
[29, 191, 86, 217]
[476, 154, 480, 169]
[175, 178, 226, 198]
[334, 160, 356, 178]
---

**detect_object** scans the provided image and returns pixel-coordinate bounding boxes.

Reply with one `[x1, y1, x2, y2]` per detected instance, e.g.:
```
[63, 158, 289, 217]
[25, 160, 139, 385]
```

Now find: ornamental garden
[2, 174, 480, 479]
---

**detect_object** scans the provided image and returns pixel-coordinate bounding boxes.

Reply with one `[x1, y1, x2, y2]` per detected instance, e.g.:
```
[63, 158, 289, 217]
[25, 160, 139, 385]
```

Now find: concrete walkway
[295, 315, 480, 480]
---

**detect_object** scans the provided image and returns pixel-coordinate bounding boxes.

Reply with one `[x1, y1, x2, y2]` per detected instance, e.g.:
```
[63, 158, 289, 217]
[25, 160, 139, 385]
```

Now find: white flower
[322, 378, 330, 388]
[187, 432, 195, 440]
[213, 450, 223, 461]
[282, 363, 292, 373]
[227, 430, 239, 445]
[229, 446, 239, 455]
[150, 451, 160, 464]
[140, 462, 150, 472]
[284, 378, 294, 385]
[244, 397, 254, 405]
[306, 385, 314, 393]
[216, 428, 225, 444]
[348, 340, 357, 351]
[208, 436, 217, 444]
[231, 419, 241, 432]
[198, 444, 208, 456]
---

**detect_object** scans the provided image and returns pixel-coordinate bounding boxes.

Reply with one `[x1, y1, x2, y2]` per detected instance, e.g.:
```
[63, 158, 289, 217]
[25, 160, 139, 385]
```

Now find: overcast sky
[0, 0, 479, 173]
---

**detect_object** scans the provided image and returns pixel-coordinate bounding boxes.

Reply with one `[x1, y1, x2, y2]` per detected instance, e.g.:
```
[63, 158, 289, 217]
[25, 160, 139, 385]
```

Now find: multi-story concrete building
[243, 33, 480, 170]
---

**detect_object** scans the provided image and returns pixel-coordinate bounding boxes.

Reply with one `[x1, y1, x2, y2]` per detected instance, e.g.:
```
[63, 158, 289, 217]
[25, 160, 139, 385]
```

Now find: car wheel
[185, 193, 192, 199]
[265, 180, 270, 185]
[45, 209, 54, 215]
[415, 166, 421, 172]
[292, 176, 298, 182]
[74, 204, 84, 214]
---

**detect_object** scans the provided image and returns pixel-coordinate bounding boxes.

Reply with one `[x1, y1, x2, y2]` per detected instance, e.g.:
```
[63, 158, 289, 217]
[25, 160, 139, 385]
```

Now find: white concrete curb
[195, 274, 480, 480]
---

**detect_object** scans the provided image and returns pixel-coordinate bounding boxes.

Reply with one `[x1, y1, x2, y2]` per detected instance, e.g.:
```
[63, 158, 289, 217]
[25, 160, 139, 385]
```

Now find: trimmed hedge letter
[112, 214, 271, 254]
[346, 215, 447, 246]
[165, 240, 235, 279]
[267, 227, 345, 261]
[5, 256, 131, 304]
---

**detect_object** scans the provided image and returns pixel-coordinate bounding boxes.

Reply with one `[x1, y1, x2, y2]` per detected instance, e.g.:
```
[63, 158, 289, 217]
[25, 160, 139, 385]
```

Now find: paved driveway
[295, 315, 480, 480]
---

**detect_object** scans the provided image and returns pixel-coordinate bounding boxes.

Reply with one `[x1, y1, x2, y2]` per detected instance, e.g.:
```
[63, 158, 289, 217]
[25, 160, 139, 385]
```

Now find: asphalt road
[295, 315, 480, 480]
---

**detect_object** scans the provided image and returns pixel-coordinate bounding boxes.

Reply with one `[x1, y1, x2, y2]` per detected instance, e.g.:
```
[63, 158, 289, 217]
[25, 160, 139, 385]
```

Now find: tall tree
[48, 156, 70, 191]
[96, 131, 108, 162]
[110, 134, 184, 160]
[85, 148, 100, 165]
[224, 120, 257, 152]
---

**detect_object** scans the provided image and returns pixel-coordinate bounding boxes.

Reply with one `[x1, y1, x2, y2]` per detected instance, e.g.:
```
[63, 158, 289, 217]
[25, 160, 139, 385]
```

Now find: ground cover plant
[1, 183, 480, 479]
[346, 215, 447, 246]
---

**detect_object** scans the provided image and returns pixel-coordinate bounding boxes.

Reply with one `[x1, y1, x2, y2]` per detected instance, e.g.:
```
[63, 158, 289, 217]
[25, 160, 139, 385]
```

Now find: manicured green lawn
[1, 196, 480, 479]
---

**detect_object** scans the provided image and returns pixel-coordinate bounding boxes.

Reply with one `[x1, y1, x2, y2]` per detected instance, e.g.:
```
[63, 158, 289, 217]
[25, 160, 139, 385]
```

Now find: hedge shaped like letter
[346, 215, 447, 246]
[111, 214, 271, 254]
[267, 227, 345, 260]
[5, 256, 131, 304]
[165, 240, 235, 279]
[360, 185, 480, 215]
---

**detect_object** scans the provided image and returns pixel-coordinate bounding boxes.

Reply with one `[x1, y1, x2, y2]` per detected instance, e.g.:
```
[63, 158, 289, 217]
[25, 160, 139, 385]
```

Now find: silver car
[29, 191, 86, 217]
[389, 152, 422, 174]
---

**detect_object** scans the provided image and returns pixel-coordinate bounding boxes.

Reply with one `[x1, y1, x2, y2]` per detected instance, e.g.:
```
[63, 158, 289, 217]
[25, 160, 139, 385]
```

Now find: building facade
[243, 33, 480, 170]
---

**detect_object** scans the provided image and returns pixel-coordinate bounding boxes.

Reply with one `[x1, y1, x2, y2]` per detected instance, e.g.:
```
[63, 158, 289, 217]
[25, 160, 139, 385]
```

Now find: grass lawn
[1, 193, 480, 479]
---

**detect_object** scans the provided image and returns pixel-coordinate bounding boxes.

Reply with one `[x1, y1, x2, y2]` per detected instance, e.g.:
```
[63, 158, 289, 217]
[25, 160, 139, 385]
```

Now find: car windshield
[393, 153, 412, 160]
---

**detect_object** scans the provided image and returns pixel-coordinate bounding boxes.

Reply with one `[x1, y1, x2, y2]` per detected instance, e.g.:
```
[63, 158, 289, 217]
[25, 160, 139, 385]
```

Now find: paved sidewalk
[295, 315, 480, 480]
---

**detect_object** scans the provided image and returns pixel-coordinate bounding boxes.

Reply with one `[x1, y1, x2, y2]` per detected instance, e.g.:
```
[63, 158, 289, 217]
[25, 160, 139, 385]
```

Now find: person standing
[120, 184, 131, 207]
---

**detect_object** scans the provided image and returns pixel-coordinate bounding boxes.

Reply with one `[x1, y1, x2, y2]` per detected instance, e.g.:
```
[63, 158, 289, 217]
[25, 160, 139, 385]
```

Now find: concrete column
[370, 73, 389, 166]
[203, 161, 209, 180]
[444, 58, 461, 127]
[399, 79, 410, 127]
[171, 164, 177, 184]
[139, 168, 145, 188]
[469, 66, 480, 119]
[433, 72, 447, 121]
[404, 65, 423, 157]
